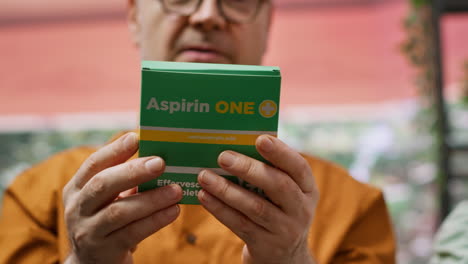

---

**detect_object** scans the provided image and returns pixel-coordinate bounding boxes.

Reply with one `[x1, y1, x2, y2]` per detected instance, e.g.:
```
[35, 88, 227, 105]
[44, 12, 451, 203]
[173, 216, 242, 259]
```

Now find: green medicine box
[138, 61, 281, 204]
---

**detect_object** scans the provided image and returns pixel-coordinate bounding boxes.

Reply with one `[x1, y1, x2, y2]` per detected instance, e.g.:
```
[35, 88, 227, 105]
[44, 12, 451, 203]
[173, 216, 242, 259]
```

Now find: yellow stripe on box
[140, 129, 271, 145]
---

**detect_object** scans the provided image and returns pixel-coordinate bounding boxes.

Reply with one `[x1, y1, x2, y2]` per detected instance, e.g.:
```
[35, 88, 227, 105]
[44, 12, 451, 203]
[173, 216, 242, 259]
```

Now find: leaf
[410, 0, 430, 8]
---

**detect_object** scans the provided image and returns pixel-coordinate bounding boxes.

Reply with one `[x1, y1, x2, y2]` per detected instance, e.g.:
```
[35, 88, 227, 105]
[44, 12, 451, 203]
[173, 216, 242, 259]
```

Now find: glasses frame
[158, 0, 266, 24]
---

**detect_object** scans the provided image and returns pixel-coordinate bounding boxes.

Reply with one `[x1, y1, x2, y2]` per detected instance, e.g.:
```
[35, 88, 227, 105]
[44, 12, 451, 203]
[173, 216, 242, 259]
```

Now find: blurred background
[1, 0, 467, 262]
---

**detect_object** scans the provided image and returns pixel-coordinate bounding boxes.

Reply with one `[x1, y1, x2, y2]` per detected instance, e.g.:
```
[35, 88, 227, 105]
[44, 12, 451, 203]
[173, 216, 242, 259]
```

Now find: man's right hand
[62, 132, 182, 264]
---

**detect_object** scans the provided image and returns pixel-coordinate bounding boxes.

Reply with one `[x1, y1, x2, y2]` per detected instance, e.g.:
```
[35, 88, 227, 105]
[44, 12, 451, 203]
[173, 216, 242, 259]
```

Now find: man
[429, 201, 468, 263]
[0, 0, 396, 263]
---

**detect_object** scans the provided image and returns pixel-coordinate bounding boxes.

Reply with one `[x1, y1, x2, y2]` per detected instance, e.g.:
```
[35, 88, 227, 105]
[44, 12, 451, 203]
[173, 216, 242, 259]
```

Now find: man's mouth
[176, 45, 230, 63]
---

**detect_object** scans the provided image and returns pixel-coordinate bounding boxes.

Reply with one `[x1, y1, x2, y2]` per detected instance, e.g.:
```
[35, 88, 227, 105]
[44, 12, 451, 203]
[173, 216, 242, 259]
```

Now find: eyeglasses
[158, 0, 265, 24]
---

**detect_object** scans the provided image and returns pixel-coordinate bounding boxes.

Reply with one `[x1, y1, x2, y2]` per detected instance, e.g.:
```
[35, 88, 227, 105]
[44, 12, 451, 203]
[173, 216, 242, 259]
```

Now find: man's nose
[188, 0, 227, 31]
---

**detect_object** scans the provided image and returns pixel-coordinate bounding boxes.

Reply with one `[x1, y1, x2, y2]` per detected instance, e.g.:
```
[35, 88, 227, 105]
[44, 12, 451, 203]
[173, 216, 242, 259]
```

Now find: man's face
[128, 0, 272, 65]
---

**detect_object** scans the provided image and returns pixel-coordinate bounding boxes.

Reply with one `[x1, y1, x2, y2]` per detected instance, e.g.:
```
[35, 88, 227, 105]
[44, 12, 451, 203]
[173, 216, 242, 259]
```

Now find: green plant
[461, 61, 468, 105]
[401, 0, 435, 109]
[401, 0, 449, 228]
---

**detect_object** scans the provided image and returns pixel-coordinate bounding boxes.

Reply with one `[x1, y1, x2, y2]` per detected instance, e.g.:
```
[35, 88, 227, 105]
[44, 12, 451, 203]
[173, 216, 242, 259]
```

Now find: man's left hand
[197, 135, 319, 264]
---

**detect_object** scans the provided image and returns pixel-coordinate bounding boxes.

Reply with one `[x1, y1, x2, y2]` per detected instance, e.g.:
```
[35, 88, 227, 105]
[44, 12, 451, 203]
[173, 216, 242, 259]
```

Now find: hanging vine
[401, 0, 439, 129]
[401, 0, 468, 220]
[461, 61, 468, 105]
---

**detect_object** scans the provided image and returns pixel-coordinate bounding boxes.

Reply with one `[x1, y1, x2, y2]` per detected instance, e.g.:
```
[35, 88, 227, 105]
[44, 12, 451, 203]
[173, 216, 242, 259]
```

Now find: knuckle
[305, 186, 320, 203]
[106, 203, 124, 223]
[287, 227, 302, 241]
[271, 246, 290, 259]
[206, 196, 224, 216]
[64, 203, 76, 223]
[70, 227, 91, 250]
[239, 213, 255, 231]
[299, 196, 316, 222]
[64, 195, 81, 223]
[243, 159, 259, 177]
[237, 215, 256, 244]
[84, 153, 100, 175]
[109, 142, 121, 160]
[87, 176, 107, 199]
[62, 183, 71, 204]
[303, 207, 315, 223]
[125, 161, 140, 184]
[298, 156, 310, 172]
[289, 195, 315, 227]
[277, 176, 294, 193]
[298, 157, 312, 180]
[251, 199, 269, 225]
[64, 205, 71, 219]
[277, 226, 301, 251]
[218, 178, 231, 198]
[276, 220, 290, 236]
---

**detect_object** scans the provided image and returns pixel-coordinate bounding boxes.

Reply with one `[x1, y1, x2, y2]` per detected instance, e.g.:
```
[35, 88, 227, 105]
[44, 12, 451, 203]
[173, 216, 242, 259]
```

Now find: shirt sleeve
[0, 147, 93, 263]
[429, 201, 468, 264]
[331, 191, 396, 264]
[0, 186, 59, 263]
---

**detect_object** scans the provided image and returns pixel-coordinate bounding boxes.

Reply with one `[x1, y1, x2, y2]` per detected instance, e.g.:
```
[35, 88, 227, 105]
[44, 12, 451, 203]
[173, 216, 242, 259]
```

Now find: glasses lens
[163, 0, 199, 15]
[221, 0, 260, 23]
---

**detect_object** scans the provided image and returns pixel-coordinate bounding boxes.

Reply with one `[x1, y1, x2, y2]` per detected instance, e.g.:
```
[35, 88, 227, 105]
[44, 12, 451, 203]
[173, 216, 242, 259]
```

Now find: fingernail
[145, 157, 163, 173]
[258, 135, 274, 153]
[198, 189, 205, 201]
[165, 205, 180, 217]
[198, 189, 211, 203]
[199, 170, 217, 185]
[219, 151, 237, 167]
[124, 132, 138, 150]
[165, 184, 180, 200]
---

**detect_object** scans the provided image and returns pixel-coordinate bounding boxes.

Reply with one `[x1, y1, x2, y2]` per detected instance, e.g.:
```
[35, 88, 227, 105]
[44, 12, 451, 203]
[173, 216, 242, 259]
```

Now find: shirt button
[186, 233, 197, 245]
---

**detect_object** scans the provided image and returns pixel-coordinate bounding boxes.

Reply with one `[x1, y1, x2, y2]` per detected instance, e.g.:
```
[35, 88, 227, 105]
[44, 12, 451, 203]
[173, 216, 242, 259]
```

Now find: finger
[94, 184, 182, 236]
[256, 135, 316, 193]
[217, 151, 305, 213]
[198, 170, 282, 231]
[198, 189, 266, 246]
[73, 132, 139, 189]
[79, 156, 165, 215]
[117, 187, 137, 200]
[109, 204, 180, 250]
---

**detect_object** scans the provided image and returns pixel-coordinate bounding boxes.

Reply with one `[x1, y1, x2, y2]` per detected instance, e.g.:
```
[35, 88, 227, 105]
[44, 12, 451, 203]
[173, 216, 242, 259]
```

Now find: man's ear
[127, 0, 140, 48]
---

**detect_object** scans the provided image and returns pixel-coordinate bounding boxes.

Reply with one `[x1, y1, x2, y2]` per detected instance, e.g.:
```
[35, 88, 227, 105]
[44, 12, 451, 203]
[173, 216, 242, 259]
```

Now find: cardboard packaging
[139, 61, 281, 204]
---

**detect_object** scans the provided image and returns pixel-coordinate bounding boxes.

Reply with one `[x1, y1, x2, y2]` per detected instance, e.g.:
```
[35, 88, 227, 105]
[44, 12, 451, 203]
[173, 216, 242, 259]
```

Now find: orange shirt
[0, 143, 396, 263]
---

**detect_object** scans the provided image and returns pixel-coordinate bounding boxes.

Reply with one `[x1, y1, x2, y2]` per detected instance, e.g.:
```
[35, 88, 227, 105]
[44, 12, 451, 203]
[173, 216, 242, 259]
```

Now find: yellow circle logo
[259, 100, 278, 118]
